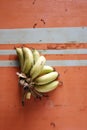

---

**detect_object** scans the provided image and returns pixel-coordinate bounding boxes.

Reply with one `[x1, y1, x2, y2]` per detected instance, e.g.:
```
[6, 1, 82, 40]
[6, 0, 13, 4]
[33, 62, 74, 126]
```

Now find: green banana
[35, 80, 59, 93]
[39, 65, 54, 75]
[35, 71, 58, 85]
[22, 47, 34, 74]
[30, 56, 46, 79]
[16, 47, 24, 71]
[32, 49, 40, 63]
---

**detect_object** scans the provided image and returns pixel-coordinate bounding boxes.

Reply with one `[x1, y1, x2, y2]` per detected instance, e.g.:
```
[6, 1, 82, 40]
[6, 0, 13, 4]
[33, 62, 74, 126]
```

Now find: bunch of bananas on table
[16, 47, 61, 105]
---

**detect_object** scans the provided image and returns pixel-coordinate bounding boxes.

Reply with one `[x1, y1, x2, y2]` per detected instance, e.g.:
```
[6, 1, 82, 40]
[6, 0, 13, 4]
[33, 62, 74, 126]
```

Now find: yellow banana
[35, 71, 58, 85]
[26, 92, 31, 99]
[35, 80, 59, 93]
[30, 56, 46, 79]
[39, 65, 54, 75]
[16, 47, 24, 71]
[16, 47, 61, 104]
[22, 47, 34, 74]
[32, 49, 40, 63]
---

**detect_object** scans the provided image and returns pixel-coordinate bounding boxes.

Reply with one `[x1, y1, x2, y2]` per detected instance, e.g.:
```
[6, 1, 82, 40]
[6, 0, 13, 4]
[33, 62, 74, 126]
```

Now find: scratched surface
[0, 0, 87, 130]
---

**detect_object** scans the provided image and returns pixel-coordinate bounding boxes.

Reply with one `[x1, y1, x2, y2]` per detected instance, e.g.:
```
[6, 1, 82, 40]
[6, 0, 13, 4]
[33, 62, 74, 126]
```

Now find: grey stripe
[0, 49, 87, 55]
[0, 60, 87, 67]
[0, 27, 87, 44]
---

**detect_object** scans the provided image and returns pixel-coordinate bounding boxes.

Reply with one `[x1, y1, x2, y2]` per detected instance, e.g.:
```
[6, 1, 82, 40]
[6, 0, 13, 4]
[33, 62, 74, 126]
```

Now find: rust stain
[40, 19, 46, 24]
[54, 104, 67, 107]
[33, 23, 37, 28]
[47, 43, 83, 50]
[50, 122, 56, 128]
[64, 69, 68, 74]
[32, 0, 36, 5]
[65, 8, 68, 12]
[47, 44, 58, 49]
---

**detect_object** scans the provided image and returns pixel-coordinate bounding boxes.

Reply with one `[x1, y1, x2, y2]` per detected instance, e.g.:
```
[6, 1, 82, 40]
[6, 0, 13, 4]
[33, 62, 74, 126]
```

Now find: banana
[35, 80, 59, 93]
[35, 71, 58, 85]
[30, 56, 46, 79]
[22, 47, 34, 74]
[32, 49, 40, 63]
[16, 47, 24, 71]
[16, 47, 61, 104]
[39, 65, 54, 75]
[26, 92, 31, 99]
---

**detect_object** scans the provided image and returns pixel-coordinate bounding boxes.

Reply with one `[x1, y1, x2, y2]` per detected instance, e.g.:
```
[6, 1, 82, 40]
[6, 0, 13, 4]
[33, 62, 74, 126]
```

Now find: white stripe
[0, 27, 87, 44]
[0, 60, 87, 67]
[0, 49, 87, 55]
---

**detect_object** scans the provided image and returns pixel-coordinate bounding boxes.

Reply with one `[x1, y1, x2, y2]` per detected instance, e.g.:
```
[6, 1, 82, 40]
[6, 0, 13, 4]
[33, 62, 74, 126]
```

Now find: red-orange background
[0, 0, 87, 130]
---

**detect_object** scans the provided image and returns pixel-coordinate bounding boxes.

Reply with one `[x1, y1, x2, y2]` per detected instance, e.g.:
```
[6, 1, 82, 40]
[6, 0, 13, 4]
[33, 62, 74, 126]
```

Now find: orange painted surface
[0, 67, 87, 130]
[0, 0, 87, 130]
[0, 0, 87, 28]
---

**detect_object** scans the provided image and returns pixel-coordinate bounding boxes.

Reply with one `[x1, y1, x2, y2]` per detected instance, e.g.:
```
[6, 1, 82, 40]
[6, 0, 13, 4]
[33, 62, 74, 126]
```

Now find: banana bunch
[16, 47, 61, 105]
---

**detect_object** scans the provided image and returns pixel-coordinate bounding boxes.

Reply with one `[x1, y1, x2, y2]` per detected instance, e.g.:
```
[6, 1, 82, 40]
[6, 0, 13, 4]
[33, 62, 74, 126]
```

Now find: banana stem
[32, 89, 43, 99]
[22, 91, 26, 106]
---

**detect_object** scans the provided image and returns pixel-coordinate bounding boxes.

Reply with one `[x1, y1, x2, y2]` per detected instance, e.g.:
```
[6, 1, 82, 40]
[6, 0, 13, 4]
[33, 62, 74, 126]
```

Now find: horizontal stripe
[0, 27, 87, 44]
[0, 60, 87, 67]
[0, 43, 87, 50]
[0, 54, 87, 61]
[38, 49, 87, 54]
[0, 49, 87, 55]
